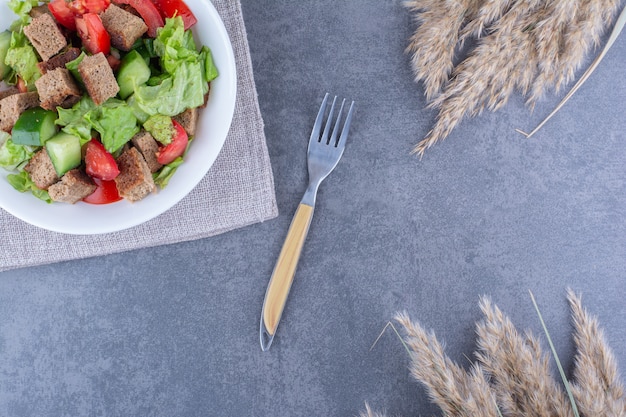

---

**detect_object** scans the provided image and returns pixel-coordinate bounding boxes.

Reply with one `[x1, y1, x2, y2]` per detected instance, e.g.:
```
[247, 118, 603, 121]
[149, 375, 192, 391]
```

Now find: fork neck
[300, 179, 322, 206]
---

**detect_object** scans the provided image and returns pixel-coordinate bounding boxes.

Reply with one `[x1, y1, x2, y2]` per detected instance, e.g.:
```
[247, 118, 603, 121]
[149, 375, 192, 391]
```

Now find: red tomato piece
[151, 0, 197, 29]
[114, 0, 164, 37]
[68, 0, 86, 14]
[82, 0, 111, 14]
[156, 120, 189, 165]
[85, 139, 120, 181]
[76, 13, 111, 55]
[48, 0, 77, 30]
[83, 178, 122, 204]
[106, 54, 121, 71]
[16, 77, 27, 93]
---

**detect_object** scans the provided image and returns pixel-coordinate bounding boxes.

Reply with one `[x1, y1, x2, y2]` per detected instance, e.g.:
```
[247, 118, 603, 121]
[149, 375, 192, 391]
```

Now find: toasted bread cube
[0, 92, 40, 132]
[115, 147, 156, 202]
[173, 107, 199, 137]
[24, 149, 60, 190]
[100, 4, 148, 51]
[131, 131, 162, 173]
[38, 47, 81, 75]
[78, 52, 119, 105]
[0, 87, 19, 101]
[23, 14, 67, 61]
[35, 68, 81, 110]
[48, 169, 97, 204]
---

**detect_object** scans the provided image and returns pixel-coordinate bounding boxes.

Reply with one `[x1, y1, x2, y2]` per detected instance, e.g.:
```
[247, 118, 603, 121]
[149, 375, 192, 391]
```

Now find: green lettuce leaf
[8, 0, 38, 31]
[153, 156, 183, 188]
[133, 17, 210, 116]
[85, 99, 140, 153]
[143, 114, 173, 145]
[56, 96, 96, 144]
[6, 170, 52, 203]
[57, 97, 139, 153]
[5, 30, 40, 88]
[0, 133, 34, 171]
[200, 46, 218, 83]
[133, 61, 205, 116]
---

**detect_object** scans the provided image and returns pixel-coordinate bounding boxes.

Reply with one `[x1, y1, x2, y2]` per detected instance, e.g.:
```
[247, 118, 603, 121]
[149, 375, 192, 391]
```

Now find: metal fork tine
[329, 99, 346, 147]
[320, 96, 337, 144]
[336, 101, 354, 149]
[309, 93, 329, 143]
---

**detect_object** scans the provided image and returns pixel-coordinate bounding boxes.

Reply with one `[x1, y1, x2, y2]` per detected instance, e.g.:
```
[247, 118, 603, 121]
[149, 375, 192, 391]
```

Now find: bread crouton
[0, 87, 19, 101]
[48, 169, 97, 203]
[114, 147, 156, 202]
[29, 4, 52, 18]
[37, 47, 81, 75]
[100, 4, 148, 51]
[173, 108, 199, 136]
[78, 52, 119, 105]
[0, 92, 40, 132]
[35, 68, 81, 110]
[23, 14, 67, 61]
[24, 149, 59, 190]
[131, 131, 162, 173]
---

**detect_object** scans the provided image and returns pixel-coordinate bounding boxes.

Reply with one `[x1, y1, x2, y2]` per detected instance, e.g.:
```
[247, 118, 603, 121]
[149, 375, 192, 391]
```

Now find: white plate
[0, 0, 237, 234]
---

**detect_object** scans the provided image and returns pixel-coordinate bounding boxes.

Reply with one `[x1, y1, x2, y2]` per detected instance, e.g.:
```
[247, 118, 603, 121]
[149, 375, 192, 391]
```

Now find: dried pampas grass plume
[363, 289, 626, 417]
[406, 0, 624, 156]
[567, 289, 626, 416]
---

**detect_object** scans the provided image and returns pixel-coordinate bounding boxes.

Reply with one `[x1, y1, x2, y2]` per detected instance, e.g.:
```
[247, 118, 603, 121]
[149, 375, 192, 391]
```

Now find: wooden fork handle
[260, 203, 314, 351]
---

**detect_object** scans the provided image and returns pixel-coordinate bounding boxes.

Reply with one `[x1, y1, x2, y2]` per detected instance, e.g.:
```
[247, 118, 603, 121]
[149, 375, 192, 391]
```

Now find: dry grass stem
[459, 0, 512, 41]
[395, 312, 499, 417]
[567, 289, 626, 416]
[526, 0, 580, 106]
[359, 403, 387, 417]
[519, 5, 626, 138]
[405, 0, 624, 155]
[364, 292, 625, 417]
[413, 0, 543, 156]
[404, 0, 473, 101]
[476, 296, 575, 417]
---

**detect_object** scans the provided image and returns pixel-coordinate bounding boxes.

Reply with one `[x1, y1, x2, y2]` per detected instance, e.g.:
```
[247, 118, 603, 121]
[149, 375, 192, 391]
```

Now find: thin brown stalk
[413, 0, 542, 156]
[475, 296, 575, 417]
[567, 289, 626, 416]
[519, 4, 626, 137]
[395, 312, 499, 417]
[405, 0, 476, 101]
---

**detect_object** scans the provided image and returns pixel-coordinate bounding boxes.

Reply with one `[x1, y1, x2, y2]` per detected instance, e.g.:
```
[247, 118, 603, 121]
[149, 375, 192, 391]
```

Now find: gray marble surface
[1, 1, 625, 416]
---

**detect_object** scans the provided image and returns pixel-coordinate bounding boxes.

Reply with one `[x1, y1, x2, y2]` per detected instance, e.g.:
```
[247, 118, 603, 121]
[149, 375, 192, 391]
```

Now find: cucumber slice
[0, 31, 12, 81]
[45, 132, 82, 176]
[117, 50, 151, 99]
[12, 107, 58, 146]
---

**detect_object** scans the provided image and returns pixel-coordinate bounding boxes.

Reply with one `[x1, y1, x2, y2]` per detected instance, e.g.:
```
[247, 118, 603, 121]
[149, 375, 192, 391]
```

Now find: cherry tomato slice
[151, 0, 197, 29]
[48, 0, 77, 30]
[82, 0, 111, 14]
[114, 0, 164, 37]
[85, 139, 120, 181]
[76, 13, 111, 55]
[83, 178, 122, 204]
[156, 120, 189, 165]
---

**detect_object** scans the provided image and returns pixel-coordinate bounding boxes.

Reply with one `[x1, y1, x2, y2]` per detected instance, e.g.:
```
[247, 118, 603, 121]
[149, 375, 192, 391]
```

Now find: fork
[259, 93, 355, 351]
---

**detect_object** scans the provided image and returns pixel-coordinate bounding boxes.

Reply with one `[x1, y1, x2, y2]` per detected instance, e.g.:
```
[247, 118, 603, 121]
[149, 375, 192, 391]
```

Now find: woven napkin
[0, 0, 278, 272]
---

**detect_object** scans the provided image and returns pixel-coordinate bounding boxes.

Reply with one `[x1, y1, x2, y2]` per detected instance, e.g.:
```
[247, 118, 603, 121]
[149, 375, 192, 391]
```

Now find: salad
[0, 0, 218, 204]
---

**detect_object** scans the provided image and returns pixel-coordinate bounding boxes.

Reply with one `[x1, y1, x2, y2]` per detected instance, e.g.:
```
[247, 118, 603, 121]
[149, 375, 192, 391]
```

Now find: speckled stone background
[1, 1, 625, 416]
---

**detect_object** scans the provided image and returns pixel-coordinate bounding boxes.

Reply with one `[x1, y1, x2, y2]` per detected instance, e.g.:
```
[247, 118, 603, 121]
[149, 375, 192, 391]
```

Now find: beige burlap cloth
[0, 0, 278, 272]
